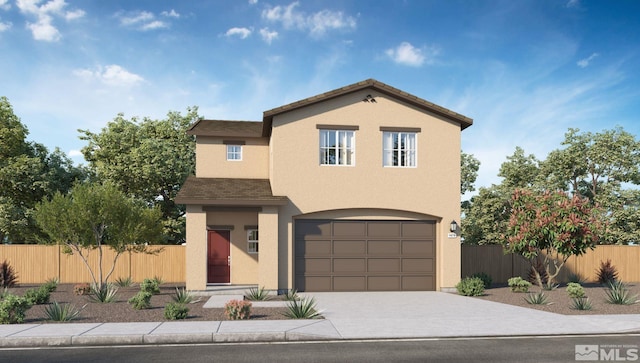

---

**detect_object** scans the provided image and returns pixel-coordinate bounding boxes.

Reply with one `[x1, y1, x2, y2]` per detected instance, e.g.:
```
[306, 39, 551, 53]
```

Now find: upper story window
[382, 130, 418, 167]
[226, 145, 242, 161]
[319, 128, 356, 166]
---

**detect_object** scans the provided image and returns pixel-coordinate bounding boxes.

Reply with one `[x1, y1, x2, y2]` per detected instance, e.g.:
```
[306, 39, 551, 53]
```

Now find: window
[247, 229, 259, 253]
[320, 130, 355, 166]
[226, 145, 242, 161]
[383, 132, 417, 167]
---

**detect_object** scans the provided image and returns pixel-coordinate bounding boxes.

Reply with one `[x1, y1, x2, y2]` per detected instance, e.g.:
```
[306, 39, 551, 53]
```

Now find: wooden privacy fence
[0, 245, 185, 284]
[462, 244, 640, 284]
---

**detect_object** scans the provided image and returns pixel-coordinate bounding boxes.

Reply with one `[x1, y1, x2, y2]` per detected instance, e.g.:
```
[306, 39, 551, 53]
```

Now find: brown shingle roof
[175, 176, 287, 206]
[187, 120, 263, 137]
[262, 79, 473, 136]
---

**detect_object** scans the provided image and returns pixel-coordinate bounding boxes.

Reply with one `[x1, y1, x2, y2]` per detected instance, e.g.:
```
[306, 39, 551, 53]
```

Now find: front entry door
[207, 230, 231, 283]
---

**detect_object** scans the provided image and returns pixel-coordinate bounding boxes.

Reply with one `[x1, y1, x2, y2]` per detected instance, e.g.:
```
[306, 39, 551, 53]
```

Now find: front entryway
[207, 230, 231, 283]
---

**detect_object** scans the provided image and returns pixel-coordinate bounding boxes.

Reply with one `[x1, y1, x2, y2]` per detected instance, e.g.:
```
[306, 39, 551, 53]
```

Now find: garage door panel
[332, 221, 366, 236]
[301, 240, 332, 255]
[368, 222, 401, 237]
[402, 222, 434, 238]
[300, 258, 331, 273]
[295, 220, 331, 237]
[403, 276, 435, 291]
[368, 276, 401, 291]
[333, 240, 366, 254]
[402, 258, 434, 273]
[368, 258, 401, 272]
[301, 276, 332, 291]
[368, 240, 401, 255]
[402, 240, 434, 255]
[333, 258, 366, 272]
[334, 276, 366, 291]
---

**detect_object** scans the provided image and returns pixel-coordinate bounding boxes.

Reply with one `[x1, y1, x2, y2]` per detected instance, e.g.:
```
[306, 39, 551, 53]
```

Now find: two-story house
[176, 79, 473, 292]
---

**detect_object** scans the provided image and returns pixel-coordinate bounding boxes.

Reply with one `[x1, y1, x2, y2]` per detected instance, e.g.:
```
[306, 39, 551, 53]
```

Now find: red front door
[207, 230, 231, 283]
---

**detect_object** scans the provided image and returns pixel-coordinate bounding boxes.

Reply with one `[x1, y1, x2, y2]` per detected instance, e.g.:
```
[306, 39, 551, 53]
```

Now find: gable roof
[262, 78, 473, 136]
[187, 120, 262, 137]
[175, 176, 288, 206]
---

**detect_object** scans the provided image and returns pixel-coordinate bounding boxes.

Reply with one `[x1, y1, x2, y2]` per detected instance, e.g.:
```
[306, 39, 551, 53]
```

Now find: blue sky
[1, 0, 639, 191]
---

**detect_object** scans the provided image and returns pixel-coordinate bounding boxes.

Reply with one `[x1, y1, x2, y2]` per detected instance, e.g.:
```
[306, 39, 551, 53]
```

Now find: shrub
[524, 292, 551, 305]
[74, 283, 91, 296]
[283, 289, 299, 301]
[245, 286, 271, 301]
[567, 272, 586, 284]
[596, 259, 619, 285]
[24, 285, 51, 305]
[283, 297, 322, 319]
[542, 282, 559, 291]
[164, 302, 189, 320]
[128, 291, 152, 310]
[527, 258, 548, 286]
[456, 277, 485, 296]
[604, 280, 638, 305]
[470, 272, 492, 289]
[0, 260, 18, 288]
[140, 278, 160, 295]
[43, 277, 59, 292]
[566, 282, 585, 298]
[44, 301, 85, 322]
[115, 276, 134, 287]
[0, 294, 31, 324]
[152, 275, 164, 286]
[508, 277, 531, 293]
[172, 288, 199, 304]
[89, 283, 118, 303]
[224, 299, 252, 320]
[570, 297, 592, 311]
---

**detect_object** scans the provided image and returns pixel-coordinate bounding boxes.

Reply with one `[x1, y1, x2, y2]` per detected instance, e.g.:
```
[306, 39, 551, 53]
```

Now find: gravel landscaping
[475, 283, 640, 315]
[4, 281, 639, 324]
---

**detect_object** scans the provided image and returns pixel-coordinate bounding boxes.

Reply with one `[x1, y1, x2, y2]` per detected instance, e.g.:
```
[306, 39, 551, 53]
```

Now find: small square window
[383, 132, 417, 167]
[247, 229, 258, 254]
[227, 145, 242, 161]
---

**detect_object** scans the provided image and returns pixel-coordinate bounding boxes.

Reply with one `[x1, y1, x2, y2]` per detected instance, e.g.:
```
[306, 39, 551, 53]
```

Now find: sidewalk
[1, 292, 639, 347]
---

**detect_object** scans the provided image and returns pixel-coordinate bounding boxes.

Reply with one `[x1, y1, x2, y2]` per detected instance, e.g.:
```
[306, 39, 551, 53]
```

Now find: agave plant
[524, 292, 551, 305]
[283, 289, 299, 301]
[172, 287, 200, 304]
[114, 276, 134, 287]
[89, 283, 119, 303]
[570, 297, 592, 311]
[604, 280, 638, 305]
[245, 286, 271, 301]
[44, 301, 85, 321]
[283, 297, 323, 319]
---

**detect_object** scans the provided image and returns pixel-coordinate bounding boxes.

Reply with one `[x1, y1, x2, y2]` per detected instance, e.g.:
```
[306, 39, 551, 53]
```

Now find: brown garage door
[295, 220, 435, 291]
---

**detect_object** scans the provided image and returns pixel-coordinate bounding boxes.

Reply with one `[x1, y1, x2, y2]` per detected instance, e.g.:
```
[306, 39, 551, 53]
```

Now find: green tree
[34, 182, 163, 289]
[503, 189, 605, 288]
[498, 146, 540, 189]
[79, 108, 199, 244]
[0, 97, 85, 243]
[461, 151, 480, 195]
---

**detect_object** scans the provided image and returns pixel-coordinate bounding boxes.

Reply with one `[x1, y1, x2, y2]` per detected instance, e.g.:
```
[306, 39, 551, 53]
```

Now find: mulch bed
[6, 284, 289, 324]
[475, 283, 640, 315]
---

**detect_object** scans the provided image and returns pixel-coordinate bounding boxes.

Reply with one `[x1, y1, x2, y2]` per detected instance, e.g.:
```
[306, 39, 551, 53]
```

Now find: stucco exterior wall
[269, 90, 462, 290]
[195, 137, 269, 178]
[185, 205, 207, 291]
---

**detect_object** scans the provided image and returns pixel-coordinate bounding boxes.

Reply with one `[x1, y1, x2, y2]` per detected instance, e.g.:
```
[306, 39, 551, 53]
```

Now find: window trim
[382, 131, 418, 168]
[319, 129, 356, 166]
[247, 229, 259, 254]
[226, 144, 243, 161]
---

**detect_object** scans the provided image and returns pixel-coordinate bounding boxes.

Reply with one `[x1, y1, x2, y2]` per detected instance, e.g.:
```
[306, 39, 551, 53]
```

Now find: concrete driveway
[301, 291, 640, 339]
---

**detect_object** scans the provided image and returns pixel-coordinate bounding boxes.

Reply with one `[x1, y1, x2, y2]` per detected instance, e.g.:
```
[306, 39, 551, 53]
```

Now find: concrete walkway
[1, 292, 639, 347]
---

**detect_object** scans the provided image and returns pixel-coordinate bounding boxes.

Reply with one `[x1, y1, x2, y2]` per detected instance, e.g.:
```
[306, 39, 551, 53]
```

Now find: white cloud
[248, 0, 258, 4]
[577, 53, 599, 68]
[68, 149, 82, 157]
[118, 11, 154, 26]
[73, 65, 144, 87]
[225, 27, 252, 39]
[259, 27, 278, 44]
[385, 42, 430, 67]
[141, 20, 168, 31]
[161, 9, 180, 18]
[0, 0, 10, 11]
[262, 1, 356, 37]
[16, 0, 84, 41]
[0, 21, 10, 31]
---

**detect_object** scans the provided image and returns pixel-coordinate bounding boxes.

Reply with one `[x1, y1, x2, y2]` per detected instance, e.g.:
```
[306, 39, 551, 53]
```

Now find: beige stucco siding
[269, 90, 461, 290]
[185, 205, 207, 291]
[195, 137, 269, 178]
